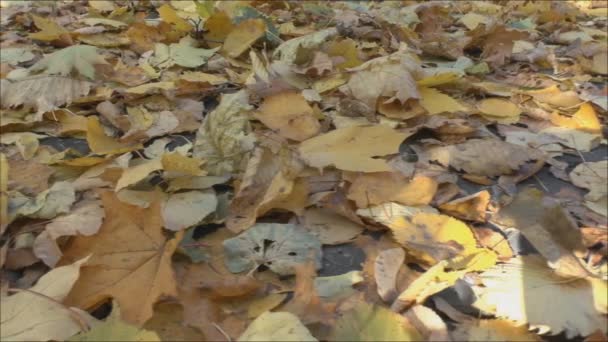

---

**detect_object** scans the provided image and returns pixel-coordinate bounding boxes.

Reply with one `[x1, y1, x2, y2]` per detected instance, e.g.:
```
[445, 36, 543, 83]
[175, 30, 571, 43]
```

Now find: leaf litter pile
[0, 1, 607, 341]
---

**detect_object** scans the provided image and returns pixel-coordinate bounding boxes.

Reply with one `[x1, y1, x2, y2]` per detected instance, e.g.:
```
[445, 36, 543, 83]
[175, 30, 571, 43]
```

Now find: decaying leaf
[223, 223, 322, 275]
[439, 190, 490, 222]
[346, 173, 438, 208]
[298, 125, 411, 172]
[302, 208, 364, 245]
[222, 19, 266, 58]
[61, 191, 181, 326]
[0, 257, 95, 342]
[193, 90, 254, 175]
[423, 139, 544, 177]
[162, 190, 217, 231]
[374, 247, 405, 302]
[30, 45, 107, 80]
[570, 161, 608, 201]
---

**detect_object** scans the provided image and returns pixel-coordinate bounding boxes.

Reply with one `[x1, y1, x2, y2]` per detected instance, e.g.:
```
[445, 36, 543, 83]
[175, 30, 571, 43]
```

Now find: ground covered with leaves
[0, 0, 607, 341]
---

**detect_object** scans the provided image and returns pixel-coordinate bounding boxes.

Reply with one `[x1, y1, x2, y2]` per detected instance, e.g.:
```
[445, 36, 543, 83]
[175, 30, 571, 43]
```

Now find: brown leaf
[346, 172, 438, 208]
[61, 191, 181, 326]
[439, 190, 490, 222]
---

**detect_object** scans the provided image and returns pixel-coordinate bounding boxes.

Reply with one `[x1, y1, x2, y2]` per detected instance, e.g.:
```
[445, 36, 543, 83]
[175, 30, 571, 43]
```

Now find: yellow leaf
[77, 33, 130, 47]
[592, 52, 607, 75]
[203, 11, 234, 47]
[525, 85, 581, 108]
[179, 71, 228, 84]
[459, 12, 490, 30]
[453, 320, 542, 342]
[161, 152, 206, 176]
[86, 117, 141, 155]
[312, 73, 347, 93]
[298, 125, 411, 173]
[89, 0, 115, 12]
[438, 190, 490, 222]
[239, 311, 317, 341]
[390, 212, 486, 265]
[550, 103, 601, 134]
[125, 81, 175, 95]
[416, 72, 461, 87]
[255, 92, 320, 141]
[477, 98, 522, 117]
[418, 87, 467, 115]
[158, 4, 193, 32]
[115, 159, 163, 191]
[327, 38, 362, 69]
[347, 173, 438, 208]
[29, 15, 72, 44]
[222, 19, 266, 58]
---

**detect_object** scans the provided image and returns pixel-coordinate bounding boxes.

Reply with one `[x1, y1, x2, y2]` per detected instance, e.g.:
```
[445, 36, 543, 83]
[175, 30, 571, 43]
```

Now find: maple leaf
[29, 45, 107, 80]
[60, 191, 182, 326]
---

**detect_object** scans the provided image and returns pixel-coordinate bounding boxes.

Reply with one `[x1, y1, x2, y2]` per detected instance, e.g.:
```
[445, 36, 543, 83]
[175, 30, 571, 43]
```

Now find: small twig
[212, 322, 232, 342]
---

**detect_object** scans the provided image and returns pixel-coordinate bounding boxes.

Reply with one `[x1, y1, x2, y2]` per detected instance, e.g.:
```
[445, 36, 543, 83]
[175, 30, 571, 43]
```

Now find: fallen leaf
[418, 87, 468, 115]
[29, 15, 72, 45]
[255, 92, 320, 141]
[158, 4, 193, 32]
[247, 293, 288, 318]
[570, 161, 607, 201]
[161, 152, 205, 176]
[223, 223, 322, 275]
[539, 126, 601, 152]
[439, 190, 490, 222]
[142, 302, 204, 341]
[162, 190, 217, 231]
[423, 139, 544, 177]
[273, 28, 338, 64]
[330, 302, 422, 341]
[346, 173, 438, 208]
[525, 85, 582, 108]
[193, 89, 254, 175]
[0, 154, 8, 234]
[452, 319, 542, 342]
[302, 208, 364, 245]
[315, 271, 364, 300]
[473, 256, 607, 338]
[86, 117, 141, 155]
[298, 125, 410, 172]
[478, 98, 522, 119]
[61, 191, 181, 326]
[0, 257, 95, 342]
[238, 311, 317, 342]
[550, 103, 602, 134]
[204, 11, 234, 46]
[70, 301, 160, 341]
[30, 45, 107, 80]
[374, 247, 405, 302]
[222, 19, 266, 58]
[150, 39, 218, 69]
[115, 159, 163, 191]
[0, 47, 35, 66]
[480, 26, 530, 67]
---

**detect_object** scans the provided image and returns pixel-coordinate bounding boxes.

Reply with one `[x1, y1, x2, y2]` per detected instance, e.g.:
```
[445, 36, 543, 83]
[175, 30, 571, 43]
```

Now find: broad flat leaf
[142, 302, 205, 341]
[238, 311, 317, 342]
[193, 90, 255, 175]
[439, 190, 490, 222]
[330, 302, 422, 341]
[0, 257, 95, 342]
[525, 85, 581, 108]
[30, 45, 107, 80]
[0, 154, 8, 234]
[255, 92, 320, 141]
[70, 302, 160, 341]
[150, 39, 218, 69]
[274, 28, 337, 64]
[423, 139, 544, 177]
[61, 191, 181, 326]
[158, 4, 192, 32]
[86, 117, 141, 155]
[162, 190, 217, 231]
[347, 50, 421, 109]
[346, 173, 438, 208]
[298, 125, 411, 172]
[115, 159, 163, 191]
[233, 5, 281, 44]
[161, 152, 205, 176]
[223, 223, 322, 276]
[29, 15, 72, 44]
[390, 212, 492, 265]
[478, 98, 522, 118]
[418, 87, 467, 115]
[1, 76, 92, 114]
[315, 270, 364, 299]
[302, 208, 364, 245]
[222, 19, 266, 58]
[375, 247, 405, 302]
[550, 103, 601, 134]
[570, 161, 607, 201]
[473, 256, 607, 338]
[0, 48, 35, 66]
[539, 126, 601, 152]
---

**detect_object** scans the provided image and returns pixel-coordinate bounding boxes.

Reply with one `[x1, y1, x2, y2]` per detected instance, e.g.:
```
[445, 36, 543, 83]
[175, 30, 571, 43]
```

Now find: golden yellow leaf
[222, 19, 266, 58]
[115, 159, 163, 191]
[62, 191, 181, 326]
[477, 98, 522, 118]
[77, 33, 130, 47]
[390, 212, 486, 265]
[346, 173, 438, 208]
[416, 72, 461, 87]
[86, 117, 141, 155]
[526, 85, 581, 108]
[255, 92, 320, 141]
[298, 125, 411, 172]
[418, 87, 468, 115]
[89, 0, 115, 12]
[438, 190, 490, 222]
[161, 152, 205, 176]
[204, 11, 234, 47]
[550, 103, 601, 134]
[158, 4, 192, 32]
[29, 15, 72, 44]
